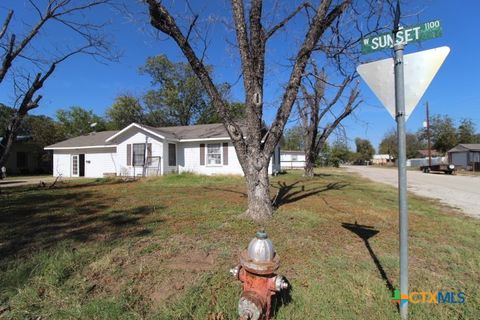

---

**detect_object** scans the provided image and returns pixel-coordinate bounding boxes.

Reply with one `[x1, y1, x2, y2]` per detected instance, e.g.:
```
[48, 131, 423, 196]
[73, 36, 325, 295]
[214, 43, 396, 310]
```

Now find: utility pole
[393, 2, 409, 319]
[426, 102, 432, 167]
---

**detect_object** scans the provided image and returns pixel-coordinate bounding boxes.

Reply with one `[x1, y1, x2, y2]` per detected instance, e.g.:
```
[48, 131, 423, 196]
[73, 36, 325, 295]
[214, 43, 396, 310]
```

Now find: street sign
[356, 46, 450, 120]
[361, 20, 442, 54]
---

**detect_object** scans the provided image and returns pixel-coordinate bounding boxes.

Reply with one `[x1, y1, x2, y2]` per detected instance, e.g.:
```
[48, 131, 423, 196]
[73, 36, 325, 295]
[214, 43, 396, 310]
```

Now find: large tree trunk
[245, 166, 272, 220]
[304, 150, 316, 177]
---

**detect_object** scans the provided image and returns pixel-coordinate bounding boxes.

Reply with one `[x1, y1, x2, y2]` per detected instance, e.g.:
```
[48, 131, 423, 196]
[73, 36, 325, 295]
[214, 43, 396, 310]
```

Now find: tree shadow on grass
[341, 222, 395, 294]
[0, 188, 165, 260]
[272, 180, 349, 208]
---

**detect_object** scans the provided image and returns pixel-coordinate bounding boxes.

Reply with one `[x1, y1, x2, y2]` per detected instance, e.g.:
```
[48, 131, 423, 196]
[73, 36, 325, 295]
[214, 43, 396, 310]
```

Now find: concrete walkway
[0, 175, 59, 188]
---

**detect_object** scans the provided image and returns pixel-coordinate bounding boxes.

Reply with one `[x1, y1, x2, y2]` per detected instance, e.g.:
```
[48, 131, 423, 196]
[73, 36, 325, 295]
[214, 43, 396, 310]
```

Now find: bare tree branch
[263, 0, 351, 156]
[265, 2, 308, 39]
[0, 10, 13, 40]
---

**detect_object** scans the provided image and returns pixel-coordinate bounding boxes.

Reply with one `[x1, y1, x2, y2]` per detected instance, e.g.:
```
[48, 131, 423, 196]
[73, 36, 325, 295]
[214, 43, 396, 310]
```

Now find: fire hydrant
[230, 230, 288, 320]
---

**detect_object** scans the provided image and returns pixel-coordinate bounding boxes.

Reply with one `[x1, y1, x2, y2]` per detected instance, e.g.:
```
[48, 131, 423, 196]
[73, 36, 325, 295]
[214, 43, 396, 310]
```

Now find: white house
[45, 123, 281, 178]
[280, 150, 305, 169]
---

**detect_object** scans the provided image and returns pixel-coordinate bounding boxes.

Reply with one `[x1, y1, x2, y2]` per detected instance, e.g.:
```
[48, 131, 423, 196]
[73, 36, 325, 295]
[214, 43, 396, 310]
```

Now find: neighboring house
[371, 154, 395, 165]
[45, 123, 281, 178]
[1, 135, 52, 175]
[447, 144, 480, 169]
[280, 150, 305, 169]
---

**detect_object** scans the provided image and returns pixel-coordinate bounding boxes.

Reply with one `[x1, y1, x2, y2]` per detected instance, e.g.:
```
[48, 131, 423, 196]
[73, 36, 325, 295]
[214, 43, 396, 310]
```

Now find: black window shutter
[200, 144, 205, 165]
[223, 142, 228, 165]
[127, 144, 131, 165]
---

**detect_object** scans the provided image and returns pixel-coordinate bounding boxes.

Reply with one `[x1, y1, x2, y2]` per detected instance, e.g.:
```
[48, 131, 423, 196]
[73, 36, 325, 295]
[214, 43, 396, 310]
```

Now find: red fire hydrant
[230, 230, 288, 320]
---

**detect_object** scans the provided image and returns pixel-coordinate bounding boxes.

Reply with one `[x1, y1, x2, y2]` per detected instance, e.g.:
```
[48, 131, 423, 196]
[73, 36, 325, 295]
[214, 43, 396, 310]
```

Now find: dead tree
[144, 0, 388, 220]
[0, 0, 116, 170]
[299, 65, 360, 177]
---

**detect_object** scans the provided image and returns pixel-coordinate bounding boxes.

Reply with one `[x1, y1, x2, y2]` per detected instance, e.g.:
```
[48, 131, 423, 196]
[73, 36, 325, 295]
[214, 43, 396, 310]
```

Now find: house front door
[79, 154, 85, 177]
[72, 155, 79, 177]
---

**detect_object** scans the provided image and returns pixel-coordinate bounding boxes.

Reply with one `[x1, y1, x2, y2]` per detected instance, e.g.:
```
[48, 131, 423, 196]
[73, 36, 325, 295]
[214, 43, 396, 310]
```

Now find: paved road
[345, 166, 480, 218]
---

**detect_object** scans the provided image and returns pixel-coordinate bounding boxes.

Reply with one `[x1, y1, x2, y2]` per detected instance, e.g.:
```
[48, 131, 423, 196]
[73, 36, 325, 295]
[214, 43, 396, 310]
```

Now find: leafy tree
[56, 106, 106, 138]
[0, 104, 14, 136]
[380, 130, 423, 159]
[418, 115, 457, 153]
[106, 95, 145, 130]
[330, 138, 353, 163]
[140, 55, 211, 126]
[282, 126, 304, 151]
[457, 119, 477, 144]
[197, 102, 246, 125]
[379, 130, 396, 157]
[355, 138, 375, 162]
[22, 115, 65, 148]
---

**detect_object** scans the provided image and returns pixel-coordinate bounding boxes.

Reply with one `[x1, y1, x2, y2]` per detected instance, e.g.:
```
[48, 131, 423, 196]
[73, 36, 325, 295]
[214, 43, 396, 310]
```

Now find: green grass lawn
[0, 169, 478, 319]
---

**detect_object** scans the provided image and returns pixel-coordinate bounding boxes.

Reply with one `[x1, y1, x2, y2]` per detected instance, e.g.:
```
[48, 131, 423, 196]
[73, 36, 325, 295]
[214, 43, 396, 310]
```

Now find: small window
[17, 152, 27, 168]
[207, 143, 221, 165]
[133, 144, 145, 166]
[168, 143, 176, 166]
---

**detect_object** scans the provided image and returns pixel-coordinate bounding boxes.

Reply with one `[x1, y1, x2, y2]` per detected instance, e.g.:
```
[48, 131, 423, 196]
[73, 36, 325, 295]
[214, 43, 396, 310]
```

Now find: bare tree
[144, 0, 389, 220]
[0, 0, 116, 171]
[299, 63, 360, 177]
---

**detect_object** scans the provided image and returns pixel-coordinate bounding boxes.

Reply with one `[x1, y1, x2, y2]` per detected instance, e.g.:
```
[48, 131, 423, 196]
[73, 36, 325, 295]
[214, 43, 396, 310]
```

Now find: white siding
[53, 151, 71, 177]
[84, 148, 118, 177]
[178, 141, 244, 175]
[53, 147, 117, 178]
[112, 127, 164, 176]
[280, 152, 305, 169]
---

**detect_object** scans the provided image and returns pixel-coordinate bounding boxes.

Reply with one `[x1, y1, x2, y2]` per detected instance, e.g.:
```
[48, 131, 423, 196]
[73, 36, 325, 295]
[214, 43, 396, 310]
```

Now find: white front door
[72, 155, 79, 177]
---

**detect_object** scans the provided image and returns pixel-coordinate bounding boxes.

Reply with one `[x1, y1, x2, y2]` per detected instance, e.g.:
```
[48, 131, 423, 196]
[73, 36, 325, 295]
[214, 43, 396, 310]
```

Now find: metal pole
[394, 42, 409, 320]
[426, 102, 432, 167]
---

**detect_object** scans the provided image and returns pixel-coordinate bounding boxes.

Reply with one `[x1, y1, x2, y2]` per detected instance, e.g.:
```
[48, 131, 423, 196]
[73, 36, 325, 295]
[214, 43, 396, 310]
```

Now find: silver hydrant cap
[248, 230, 275, 262]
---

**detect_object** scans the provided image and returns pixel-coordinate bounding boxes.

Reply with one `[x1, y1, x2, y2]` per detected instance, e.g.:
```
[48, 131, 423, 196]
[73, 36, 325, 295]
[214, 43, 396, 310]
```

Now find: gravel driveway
[345, 166, 480, 218]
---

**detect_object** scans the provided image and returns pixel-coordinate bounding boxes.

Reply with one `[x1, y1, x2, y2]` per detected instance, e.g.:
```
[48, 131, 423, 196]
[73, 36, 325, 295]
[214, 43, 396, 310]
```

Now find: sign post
[357, 4, 448, 320]
[393, 41, 409, 320]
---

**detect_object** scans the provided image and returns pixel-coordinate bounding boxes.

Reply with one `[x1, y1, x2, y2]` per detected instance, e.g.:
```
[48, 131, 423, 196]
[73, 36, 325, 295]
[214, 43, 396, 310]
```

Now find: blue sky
[1, 1, 478, 151]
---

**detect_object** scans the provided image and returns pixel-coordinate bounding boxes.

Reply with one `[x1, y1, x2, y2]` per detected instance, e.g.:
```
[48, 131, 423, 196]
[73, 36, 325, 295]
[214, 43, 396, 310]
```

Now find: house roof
[146, 123, 230, 140]
[45, 123, 232, 149]
[448, 144, 480, 153]
[45, 131, 118, 149]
